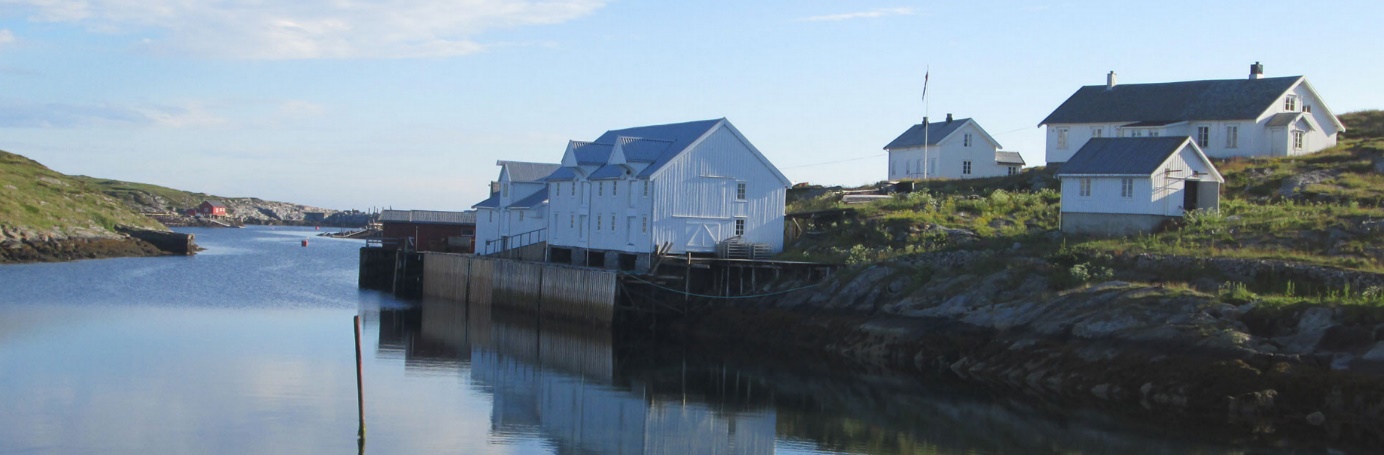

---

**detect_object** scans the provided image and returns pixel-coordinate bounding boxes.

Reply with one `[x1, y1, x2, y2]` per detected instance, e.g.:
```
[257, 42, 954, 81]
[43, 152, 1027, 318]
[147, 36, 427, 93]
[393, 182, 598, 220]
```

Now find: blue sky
[2, 1, 1381, 211]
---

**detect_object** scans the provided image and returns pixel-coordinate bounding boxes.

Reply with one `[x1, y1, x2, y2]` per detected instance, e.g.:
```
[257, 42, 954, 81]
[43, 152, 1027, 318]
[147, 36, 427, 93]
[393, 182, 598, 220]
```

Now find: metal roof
[996, 151, 1026, 165]
[1265, 112, 1303, 127]
[471, 192, 500, 209]
[592, 119, 724, 178]
[1040, 76, 1302, 125]
[883, 118, 971, 149]
[1055, 137, 1191, 176]
[588, 164, 631, 180]
[617, 137, 675, 162]
[507, 189, 548, 209]
[500, 161, 561, 183]
[571, 142, 614, 165]
[542, 166, 580, 182]
[379, 209, 476, 225]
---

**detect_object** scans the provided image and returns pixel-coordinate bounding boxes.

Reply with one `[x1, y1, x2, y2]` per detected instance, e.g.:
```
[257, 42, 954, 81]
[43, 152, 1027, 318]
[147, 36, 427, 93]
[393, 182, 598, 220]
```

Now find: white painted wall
[649, 126, 786, 254]
[888, 121, 1014, 180]
[1060, 143, 1218, 217]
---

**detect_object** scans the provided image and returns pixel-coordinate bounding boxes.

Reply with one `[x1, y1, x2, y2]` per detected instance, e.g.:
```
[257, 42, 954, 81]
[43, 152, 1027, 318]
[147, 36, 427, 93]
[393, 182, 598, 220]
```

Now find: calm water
[0, 227, 1338, 454]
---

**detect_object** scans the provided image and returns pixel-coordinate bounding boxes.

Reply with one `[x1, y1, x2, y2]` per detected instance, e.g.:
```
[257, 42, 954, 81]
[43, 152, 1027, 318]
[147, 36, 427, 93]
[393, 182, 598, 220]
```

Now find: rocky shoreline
[0, 226, 192, 264]
[656, 252, 1384, 450]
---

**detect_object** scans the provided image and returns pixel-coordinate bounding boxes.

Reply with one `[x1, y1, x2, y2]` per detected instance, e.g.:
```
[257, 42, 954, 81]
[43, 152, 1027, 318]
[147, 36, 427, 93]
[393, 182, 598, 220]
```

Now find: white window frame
[641, 216, 647, 233]
[1057, 128, 1069, 149]
[1196, 126, 1210, 148]
[1293, 130, 1305, 150]
[963, 133, 972, 147]
[598, 181, 604, 196]
[502, 183, 509, 198]
[612, 180, 618, 196]
[610, 214, 615, 231]
[1226, 125, 1239, 148]
[1285, 95, 1298, 111]
[736, 182, 747, 201]
[642, 181, 648, 197]
[569, 214, 574, 228]
[962, 160, 972, 175]
[1120, 178, 1133, 198]
[1091, 127, 1103, 138]
[1079, 178, 1092, 197]
[734, 218, 745, 236]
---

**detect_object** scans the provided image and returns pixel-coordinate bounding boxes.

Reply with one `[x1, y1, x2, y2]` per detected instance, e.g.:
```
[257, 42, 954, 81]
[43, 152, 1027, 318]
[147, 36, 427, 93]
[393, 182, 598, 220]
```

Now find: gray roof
[472, 192, 500, 209]
[1040, 76, 1302, 125]
[379, 209, 476, 225]
[996, 151, 1026, 166]
[507, 189, 548, 209]
[1265, 112, 1303, 127]
[1055, 137, 1191, 176]
[502, 161, 561, 183]
[595, 119, 724, 178]
[883, 118, 971, 149]
[588, 164, 630, 180]
[543, 166, 580, 182]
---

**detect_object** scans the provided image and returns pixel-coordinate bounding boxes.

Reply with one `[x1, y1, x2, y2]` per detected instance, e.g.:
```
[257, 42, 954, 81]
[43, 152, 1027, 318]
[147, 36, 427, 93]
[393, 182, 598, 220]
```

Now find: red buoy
[301, 239, 309, 247]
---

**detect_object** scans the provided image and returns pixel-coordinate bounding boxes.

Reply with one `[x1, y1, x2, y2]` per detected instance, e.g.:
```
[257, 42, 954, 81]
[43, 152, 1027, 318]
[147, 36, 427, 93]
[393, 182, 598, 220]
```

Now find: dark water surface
[0, 227, 1335, 454]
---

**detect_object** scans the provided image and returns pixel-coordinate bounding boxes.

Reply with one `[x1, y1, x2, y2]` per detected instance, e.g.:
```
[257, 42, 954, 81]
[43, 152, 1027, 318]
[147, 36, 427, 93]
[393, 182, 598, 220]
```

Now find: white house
[472, 160, 560, 255]
[1040, 62, 1345, 164]
[885, 114, 1024, 181]
[542, 118, 791, 270]
[1055, 137, 1224, 235]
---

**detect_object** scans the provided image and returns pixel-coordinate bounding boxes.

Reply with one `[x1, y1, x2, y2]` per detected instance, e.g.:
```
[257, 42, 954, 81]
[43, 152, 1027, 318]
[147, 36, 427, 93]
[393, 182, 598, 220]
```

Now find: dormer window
[1285, 95, 1298, 111]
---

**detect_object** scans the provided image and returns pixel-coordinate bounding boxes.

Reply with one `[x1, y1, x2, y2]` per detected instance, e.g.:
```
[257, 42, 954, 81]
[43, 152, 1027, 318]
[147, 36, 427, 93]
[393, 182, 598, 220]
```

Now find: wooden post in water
[353, 315, 366, 443]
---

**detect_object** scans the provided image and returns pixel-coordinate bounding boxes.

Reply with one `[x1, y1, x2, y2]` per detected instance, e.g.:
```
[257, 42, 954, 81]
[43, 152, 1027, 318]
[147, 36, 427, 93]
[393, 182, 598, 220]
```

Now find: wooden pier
[421, 252, 618, 327]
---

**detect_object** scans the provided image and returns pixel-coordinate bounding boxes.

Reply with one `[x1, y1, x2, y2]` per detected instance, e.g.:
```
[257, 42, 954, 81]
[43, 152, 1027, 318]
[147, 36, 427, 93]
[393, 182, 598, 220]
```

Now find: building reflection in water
[377, 297, 776, 455]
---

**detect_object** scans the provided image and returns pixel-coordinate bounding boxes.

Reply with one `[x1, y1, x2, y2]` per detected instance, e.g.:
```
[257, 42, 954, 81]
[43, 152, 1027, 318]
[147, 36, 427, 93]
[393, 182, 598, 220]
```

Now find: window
[1120, 178, 1133, 198]
[610, 214, 615, 231]
[962, 160, 972, 175]
[1293, 130, 1305, 150]
[519, 211, 525, 221]
[488, 211, 493, 222]
[569, 214, 574, 228]
[1057, 128, 1069, 149]
[1131, 129, 1144, 137]
[598, 182, 604, 196]
[1196, 126, 1210, 147]
[735, 219, 745, 236]
[1079, 178, 1092, 197]
[1226, 125, 1239, 148]
[596, 215, 602, 231]
[1285, 95, 1298, 111]
[736, 182, 747, 200]
[502, 183, 509, 197]
[963, 133, 973, 147]
[612, 181, 618, 195]
[641, 216, 647, 233]
[1148, 130, 1159, 137]
[1091, 127, 1103, 138]
[642, 181, 649, 196]
[1008, 166, 1018, 176]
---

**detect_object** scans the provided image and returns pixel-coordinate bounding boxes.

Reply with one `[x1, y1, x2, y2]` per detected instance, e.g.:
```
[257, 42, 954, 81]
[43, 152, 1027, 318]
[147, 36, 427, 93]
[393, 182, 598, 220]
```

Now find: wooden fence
[421, 252, 618, 327]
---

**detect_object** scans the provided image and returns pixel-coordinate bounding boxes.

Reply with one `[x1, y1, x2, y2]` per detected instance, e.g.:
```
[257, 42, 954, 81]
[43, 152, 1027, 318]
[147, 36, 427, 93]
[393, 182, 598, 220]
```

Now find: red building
[379, 210, 476, 253]
[197, 201, 228, 217]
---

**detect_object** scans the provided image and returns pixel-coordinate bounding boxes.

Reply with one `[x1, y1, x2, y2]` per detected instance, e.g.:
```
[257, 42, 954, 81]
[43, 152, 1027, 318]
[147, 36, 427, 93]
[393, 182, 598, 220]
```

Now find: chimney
[1249, 61, 1264, 80]
[1106, 71, 1117, 89]
[945, 113, 953, 123]
[922, 116, 928, 125]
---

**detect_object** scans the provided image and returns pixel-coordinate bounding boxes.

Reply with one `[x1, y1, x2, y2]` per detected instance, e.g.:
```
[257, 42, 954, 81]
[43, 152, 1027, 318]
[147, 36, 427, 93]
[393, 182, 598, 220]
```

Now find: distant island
[0, 150, 372, 263]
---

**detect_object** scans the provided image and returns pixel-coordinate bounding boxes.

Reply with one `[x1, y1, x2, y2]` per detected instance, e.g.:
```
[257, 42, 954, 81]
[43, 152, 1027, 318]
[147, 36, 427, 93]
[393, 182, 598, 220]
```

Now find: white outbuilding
[884, 114, 1024, 181]
[472, 160, 561, 255]
[543, 118, 791, 270]
[1040, 62, 1345, 164]
[1055, 137, 1224, 235]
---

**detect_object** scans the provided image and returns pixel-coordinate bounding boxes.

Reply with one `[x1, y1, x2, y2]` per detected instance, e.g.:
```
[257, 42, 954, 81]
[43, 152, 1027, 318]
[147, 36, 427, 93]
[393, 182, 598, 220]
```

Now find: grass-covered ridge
[782, 111, 1384, 305]
[0, 150, 164, 234]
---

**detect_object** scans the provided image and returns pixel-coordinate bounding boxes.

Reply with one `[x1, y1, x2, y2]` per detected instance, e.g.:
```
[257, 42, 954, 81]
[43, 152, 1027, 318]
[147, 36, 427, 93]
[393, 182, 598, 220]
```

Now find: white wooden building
[884, 114, 1024, 180]
[472, 160, 560, 255]
[543, 118, 791, 269]
[1055, 137, 1224, 235]
[1040, 62, 1345, 164]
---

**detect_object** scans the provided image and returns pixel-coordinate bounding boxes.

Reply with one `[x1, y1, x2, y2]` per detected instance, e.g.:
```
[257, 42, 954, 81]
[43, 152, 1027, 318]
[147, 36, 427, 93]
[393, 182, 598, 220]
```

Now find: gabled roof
[499, 161, 561, 183]
[594, 119, 724, 178]
[1265, 112, 1302, 127]
[471, 192, 500, 209]
[202, 200, 226, 207]
[379, 210, 476, 225]
[543, 167, 581, 182]
[1040, 76, 1303, 125]
[996, 151, 1026, 166]
[1056, 137, 1197, 176]
[589, 164, 631, 180]
[883, 118, 971, 149]
[617, 137, 675, 162]
[507, 189, 548, 209]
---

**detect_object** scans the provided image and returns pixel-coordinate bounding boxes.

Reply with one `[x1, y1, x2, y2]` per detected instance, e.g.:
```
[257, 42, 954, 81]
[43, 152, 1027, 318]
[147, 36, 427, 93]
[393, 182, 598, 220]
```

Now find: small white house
[472, 160, 560, 254]
[543, 118, 791, 270]
[885, 114, 1024, 180]
[1055, 137, 1224, 235]
[1040, 62, 1345, 164]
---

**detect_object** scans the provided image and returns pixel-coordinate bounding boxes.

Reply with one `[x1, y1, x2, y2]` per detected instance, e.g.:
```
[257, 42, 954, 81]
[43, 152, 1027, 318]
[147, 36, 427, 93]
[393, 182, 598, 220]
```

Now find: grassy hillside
[0, 150, 164, 234]
[73, 176, 218, 213]
[784, 110, 1384, 282]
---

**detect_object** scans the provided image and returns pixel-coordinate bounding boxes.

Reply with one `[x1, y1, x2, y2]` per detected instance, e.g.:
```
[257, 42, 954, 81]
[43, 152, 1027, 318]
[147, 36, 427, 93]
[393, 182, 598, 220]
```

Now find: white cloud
[798, 7, 914, 22]
[0, 29, 14, 47]
[2, 0, 607, 59]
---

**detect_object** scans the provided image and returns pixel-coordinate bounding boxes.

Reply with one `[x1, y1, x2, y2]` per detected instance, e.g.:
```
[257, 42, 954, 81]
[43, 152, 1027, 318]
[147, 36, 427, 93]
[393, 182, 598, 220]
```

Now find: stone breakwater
[662, 252, 1384, 449]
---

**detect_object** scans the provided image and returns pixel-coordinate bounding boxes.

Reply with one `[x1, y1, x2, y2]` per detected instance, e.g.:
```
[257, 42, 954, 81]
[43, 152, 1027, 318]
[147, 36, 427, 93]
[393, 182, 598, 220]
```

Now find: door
[1183, 180, 1200, 212]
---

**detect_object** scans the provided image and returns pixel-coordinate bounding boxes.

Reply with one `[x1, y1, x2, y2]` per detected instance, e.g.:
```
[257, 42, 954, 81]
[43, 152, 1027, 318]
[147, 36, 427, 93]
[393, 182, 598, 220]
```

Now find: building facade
[884, 114, 1024, 181]
[1055, 137, 1224, 235]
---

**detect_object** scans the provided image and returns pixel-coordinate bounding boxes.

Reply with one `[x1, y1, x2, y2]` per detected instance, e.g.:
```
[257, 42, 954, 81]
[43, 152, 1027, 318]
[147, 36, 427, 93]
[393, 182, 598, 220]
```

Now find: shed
[379, 209, 478, 253]
[1055, 137, 1224, 235]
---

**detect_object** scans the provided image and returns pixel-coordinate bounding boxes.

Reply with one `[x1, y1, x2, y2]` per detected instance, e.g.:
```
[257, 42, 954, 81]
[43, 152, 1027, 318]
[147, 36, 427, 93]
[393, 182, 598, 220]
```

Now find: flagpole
[922, 67, 929, 180]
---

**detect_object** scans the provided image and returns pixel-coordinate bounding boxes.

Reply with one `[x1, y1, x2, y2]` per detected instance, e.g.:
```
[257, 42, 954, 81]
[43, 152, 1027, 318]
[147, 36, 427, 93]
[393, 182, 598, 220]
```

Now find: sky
[1, 1, 1382, 212]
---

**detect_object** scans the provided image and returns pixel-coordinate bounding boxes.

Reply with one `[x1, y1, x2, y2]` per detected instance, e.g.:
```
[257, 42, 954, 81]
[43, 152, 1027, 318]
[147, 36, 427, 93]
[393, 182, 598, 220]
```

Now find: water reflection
[375, 297, 1342, 455]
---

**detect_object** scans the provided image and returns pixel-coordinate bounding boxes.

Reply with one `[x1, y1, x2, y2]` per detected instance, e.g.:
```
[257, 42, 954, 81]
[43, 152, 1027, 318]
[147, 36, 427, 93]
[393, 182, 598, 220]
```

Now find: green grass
[0, 150, 164, 233]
